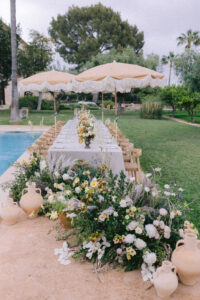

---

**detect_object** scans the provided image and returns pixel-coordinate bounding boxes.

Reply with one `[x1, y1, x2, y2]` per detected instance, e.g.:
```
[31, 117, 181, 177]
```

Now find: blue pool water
[0, 131, 41, 176]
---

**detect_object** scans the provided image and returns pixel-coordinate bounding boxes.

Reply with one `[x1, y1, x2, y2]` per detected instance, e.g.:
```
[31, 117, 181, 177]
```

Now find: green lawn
[1, 109, 200, 227]
[164, 110, 200, 124]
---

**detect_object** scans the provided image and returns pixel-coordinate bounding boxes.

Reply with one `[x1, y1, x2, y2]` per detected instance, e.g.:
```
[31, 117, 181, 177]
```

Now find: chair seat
[124, 162, 138, 170]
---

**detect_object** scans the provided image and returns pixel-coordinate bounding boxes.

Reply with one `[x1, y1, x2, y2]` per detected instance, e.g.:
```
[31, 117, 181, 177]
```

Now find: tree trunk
[10, 0, 21, 122]
[37, 92, 43, 111]
[168, 63, 172, 86]
[92, 93, 98, 103]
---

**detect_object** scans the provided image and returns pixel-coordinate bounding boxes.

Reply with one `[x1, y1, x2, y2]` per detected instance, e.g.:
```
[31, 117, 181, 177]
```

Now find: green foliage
[140, 100, 163, 119]
[0, 19, 12, 89]
[177, 29, 200, 49]
[49, 4, 144, 69]
[177, 91, 200, 123]
[81, 46, 159, 72]
[17, 30, 53, 78]
[174, 50, 200, 93]
[19, 96, 38, 109]
[104, 100, 114, 109]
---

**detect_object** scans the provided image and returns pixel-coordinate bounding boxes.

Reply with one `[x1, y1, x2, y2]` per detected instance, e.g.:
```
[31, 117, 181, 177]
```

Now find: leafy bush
[41, 100, 54, 110]
[140, 100, 163, 119]
[59, 104, 71, 110]
[19, 96, 38, 109]
[104, 100, 114, 109]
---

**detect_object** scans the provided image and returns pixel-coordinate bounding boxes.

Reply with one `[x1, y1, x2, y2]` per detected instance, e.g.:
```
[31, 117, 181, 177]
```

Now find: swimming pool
[0, 131, 41, 176]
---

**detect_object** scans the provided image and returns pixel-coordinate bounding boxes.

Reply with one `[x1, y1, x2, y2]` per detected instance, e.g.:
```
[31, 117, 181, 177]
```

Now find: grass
[1, 109, 200, 227]
[164, 110, 200, 124]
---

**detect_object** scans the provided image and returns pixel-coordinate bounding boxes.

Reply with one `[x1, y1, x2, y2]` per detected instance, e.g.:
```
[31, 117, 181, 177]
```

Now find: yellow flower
[50, 211, 58, 220]
[125, 215, 129, 220]
[90, 181, 98, 188]
[113, 237, 120, 244]
[126, 253, 131, 260]
[45, 212, 50, 217]
[130, 206, 137, 212]
[21, 160, 27, 166]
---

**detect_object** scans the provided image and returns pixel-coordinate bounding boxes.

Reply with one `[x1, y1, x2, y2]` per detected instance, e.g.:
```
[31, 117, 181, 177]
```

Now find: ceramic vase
[84, 138, 91, 149]
[0, 200, 23, 225]
[20, 183, 43, 218]
[153, 261, 178, 298]
[172, 233, 200, 285]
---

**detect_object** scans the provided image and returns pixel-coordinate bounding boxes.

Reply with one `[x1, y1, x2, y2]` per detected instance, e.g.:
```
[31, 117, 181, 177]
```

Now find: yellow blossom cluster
[184, 220, 198, 236]
[126, 247, 136, 260]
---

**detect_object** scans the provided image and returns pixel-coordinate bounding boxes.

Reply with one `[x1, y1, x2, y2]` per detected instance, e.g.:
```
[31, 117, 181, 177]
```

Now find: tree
[177, 29, 200, 51]
[174, 50, 200, 92]
[178, 91, 200, 123]
[49, 3, 144, 69]
[160, 85, 186, 116]
[161, 52, 175, 85]
[18, 30, 53, 78]
[0, 19, 11, 105]
[10, 0, 20, 122]
[80, 46, 159, 72]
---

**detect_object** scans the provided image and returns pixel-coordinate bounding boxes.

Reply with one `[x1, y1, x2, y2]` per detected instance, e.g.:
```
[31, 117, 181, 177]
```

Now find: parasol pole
[53, 92, 57, 136]
[53, 91, 56, 112]
[102, 92, 104, 123]
[115, 88, 117, 117]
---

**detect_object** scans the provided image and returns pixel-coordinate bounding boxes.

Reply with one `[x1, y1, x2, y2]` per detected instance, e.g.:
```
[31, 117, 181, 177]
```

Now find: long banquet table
[47, 118, 125, 174]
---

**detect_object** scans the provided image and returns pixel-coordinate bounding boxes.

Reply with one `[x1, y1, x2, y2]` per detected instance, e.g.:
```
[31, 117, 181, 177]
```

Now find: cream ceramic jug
[153, 260, 178, 298]
[172, 233, 200, 285]
[20, 183, 43, 218]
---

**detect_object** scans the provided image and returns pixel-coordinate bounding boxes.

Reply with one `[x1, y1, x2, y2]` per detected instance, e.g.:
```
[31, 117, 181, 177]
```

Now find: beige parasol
[72, 62, 165, 116]
[19, 70, 75, 111]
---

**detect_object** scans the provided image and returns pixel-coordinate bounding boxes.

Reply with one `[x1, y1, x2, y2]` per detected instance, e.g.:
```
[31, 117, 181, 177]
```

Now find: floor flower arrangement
[3, 154, 198, 282]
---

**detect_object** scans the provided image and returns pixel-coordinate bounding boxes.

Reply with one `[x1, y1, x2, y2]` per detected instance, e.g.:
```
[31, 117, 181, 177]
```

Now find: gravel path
[0, 217, 200, 300]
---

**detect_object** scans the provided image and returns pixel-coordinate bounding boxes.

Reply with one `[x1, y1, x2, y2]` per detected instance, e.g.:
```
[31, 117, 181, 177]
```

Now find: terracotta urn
[0, 201, 23, 225]
[59, 212, 71, 229]
[20, 183, 43, 218]
[172, 233, 200, 285]
[153, 260, 178, 298]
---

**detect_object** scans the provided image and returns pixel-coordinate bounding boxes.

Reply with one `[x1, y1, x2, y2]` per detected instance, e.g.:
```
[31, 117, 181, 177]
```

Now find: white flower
[124, 234, 136, 244]
[54, 242, 74, 265]
[164, 225, 171, 233]
[48, 194, 55, 204]
[50, 211, 58, 220]
[65, 190, 71, 196]
[135, 227, 143, 234]
[144, 186, 150, 192]
[164, 184, 170, 189]
[129, 176, 135, 182]
[120, 199, 127, 208]
[75, 187, 81, 193]
[143, 252, 157, 266]
[170, 211, 175, 219]
[113, 212, 118, 217]
[176, 210, 182, 216]
[63, 173, 71, 181]
[159, 221, 165, 229]
[155, 168, 161, 172]
[98, 195, 104, 203]
[153, 220, 160, 227]
[34, 172, 40, 177]
[159, 208, 168, 216]
[178, 188, 184, 192]
[112, 196, 117, 202]
[54, 171, 59, 178]
[141, 263, 155, 282]
[164, 232, 170, 239]
[145, 224, 157, 238]
[116, 248, 122, 255]
[171, 193, 176, 197]
[164, 191, 171, 196]
[155, 232, 160, 239]
[127, 221, 138, 231]
[40, 160, 47, 171]
[135, 238, 146, 250]
[58, 195, 65, 202]
[179, 229, 184, 238]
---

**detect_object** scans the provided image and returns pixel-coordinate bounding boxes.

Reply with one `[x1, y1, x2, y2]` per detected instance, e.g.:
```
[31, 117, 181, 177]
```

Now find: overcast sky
[1, 0, 200, 76]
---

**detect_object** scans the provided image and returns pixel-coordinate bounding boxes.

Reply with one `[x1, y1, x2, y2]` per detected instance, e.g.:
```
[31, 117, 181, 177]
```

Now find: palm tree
[161, 52, 175, 86]
[177, 29, 200, 51]
[10, 0, 20, 122]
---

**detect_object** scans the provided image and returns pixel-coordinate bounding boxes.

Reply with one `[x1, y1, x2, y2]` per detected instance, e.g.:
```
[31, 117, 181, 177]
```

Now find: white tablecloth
[47, 118, 125, 175]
